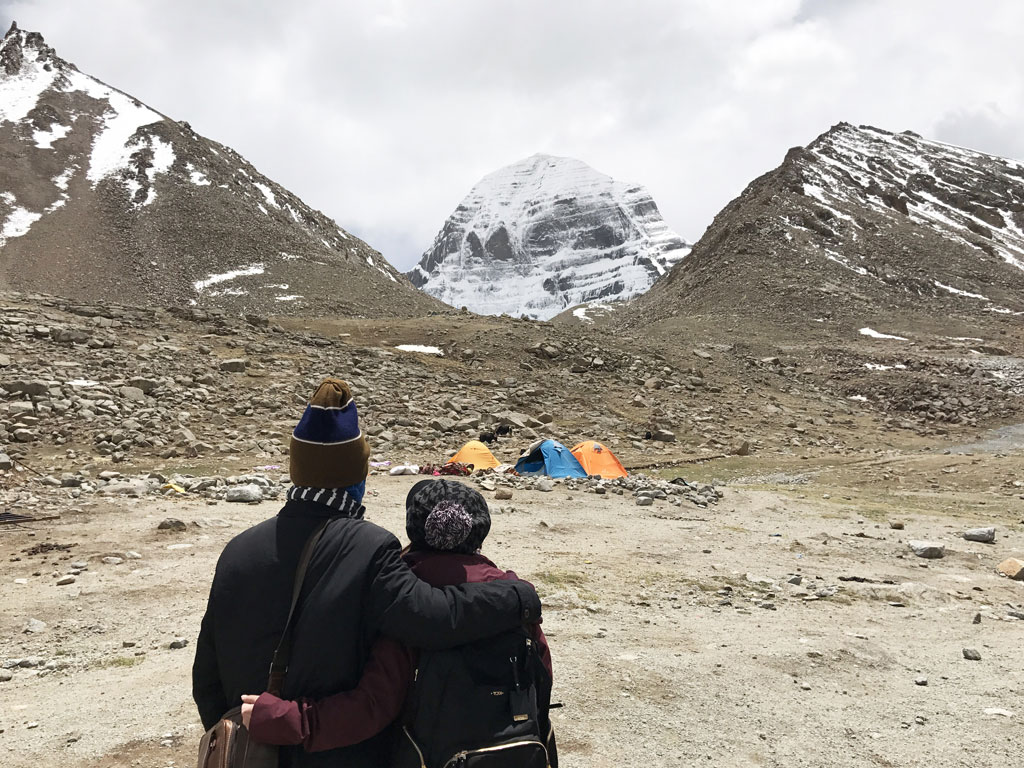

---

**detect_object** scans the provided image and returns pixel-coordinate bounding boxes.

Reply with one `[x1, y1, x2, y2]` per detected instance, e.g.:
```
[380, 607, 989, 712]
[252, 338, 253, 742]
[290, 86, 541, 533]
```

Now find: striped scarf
[287, 485, 365, 519]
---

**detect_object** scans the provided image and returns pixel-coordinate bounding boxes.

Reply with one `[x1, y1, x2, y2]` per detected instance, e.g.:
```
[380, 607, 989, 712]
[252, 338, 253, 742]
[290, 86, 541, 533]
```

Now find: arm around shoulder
[367, 538, 541, 650]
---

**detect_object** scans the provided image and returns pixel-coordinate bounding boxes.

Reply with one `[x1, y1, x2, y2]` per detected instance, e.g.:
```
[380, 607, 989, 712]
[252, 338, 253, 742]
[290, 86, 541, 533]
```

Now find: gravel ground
[2, 459, 1022, 768]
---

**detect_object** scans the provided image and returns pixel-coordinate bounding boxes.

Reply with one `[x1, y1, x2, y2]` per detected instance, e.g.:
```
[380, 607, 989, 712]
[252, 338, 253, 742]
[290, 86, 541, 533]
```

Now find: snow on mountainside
[0, 23, 438, 317]
[628, 123, 1024, 328]
[408, 154, 690, 320]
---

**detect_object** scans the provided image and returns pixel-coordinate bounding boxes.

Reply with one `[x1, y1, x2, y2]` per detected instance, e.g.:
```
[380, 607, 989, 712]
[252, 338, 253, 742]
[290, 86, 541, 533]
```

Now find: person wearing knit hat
[287, 378, 370, 507]
[404, 478, 491, 555]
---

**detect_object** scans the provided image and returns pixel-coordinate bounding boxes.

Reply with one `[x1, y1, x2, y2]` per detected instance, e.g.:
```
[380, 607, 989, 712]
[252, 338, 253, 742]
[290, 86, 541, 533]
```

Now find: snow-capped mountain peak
[0, 23, 435, 317]
[409, 154, 690, 320]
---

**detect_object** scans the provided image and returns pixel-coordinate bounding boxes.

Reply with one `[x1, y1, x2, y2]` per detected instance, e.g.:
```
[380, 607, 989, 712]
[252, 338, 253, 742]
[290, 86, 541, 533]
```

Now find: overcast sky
[3, 0, 1023, 270]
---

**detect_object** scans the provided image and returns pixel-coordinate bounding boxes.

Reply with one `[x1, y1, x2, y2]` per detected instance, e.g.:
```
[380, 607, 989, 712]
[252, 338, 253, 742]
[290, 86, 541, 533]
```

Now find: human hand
[240, 694, 259, 729]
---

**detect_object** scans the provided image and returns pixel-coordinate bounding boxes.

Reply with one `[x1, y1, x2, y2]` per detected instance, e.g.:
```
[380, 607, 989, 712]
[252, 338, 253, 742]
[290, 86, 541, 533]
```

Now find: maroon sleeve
[249, 693, 304, 745]
[248, 636, 415, 752]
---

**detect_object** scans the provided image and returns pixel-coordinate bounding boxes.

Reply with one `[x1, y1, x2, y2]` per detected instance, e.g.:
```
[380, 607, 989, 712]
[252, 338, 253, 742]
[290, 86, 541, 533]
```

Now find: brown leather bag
[197, 521, 329, 768]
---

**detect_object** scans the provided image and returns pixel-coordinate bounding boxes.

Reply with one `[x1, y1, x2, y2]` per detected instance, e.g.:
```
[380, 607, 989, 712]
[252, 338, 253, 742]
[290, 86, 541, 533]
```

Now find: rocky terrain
[0, 284, 1021, 768]
[0, 23, 437, 318]
[626, 123, 1024, 330]
[408, 154, 690, 319]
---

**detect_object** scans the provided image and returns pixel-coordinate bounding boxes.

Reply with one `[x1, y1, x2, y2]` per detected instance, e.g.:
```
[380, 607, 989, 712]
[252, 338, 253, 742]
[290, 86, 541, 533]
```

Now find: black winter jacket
[192, 498, 540, 767]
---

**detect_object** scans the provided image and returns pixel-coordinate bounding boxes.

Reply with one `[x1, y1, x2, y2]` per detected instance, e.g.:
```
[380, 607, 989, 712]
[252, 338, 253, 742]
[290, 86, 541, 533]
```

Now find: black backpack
[391, 627, 556, 768]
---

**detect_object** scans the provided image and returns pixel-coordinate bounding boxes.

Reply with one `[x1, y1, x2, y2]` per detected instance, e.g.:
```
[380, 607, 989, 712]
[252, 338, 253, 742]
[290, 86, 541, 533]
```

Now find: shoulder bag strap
[265, 519, 330, 695]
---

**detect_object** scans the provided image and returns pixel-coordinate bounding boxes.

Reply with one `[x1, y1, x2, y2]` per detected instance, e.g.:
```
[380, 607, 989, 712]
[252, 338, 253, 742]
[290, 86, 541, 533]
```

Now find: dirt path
[2, 470, 1022, 767]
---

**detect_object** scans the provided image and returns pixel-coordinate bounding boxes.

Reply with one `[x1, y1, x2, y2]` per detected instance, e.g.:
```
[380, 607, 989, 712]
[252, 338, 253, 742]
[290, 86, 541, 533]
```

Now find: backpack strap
[266, 519, 330, 695]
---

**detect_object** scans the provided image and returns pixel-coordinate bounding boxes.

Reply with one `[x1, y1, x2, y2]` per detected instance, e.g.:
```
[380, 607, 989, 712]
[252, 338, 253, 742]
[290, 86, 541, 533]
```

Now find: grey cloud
[3, 0, 1023, 270]
[934, 106, 1024, 162]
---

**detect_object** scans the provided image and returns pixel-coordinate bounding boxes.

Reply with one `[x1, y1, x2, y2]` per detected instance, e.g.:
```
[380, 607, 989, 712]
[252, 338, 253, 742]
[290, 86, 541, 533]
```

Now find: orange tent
[570, 440, 628, 479]
[447, 440, 500, 471]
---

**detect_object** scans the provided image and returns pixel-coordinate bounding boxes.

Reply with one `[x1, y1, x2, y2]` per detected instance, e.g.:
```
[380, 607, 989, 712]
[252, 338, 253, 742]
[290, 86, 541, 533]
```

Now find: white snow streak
[53, 167, 74, 191]
[933, 280, 989, 301]
[193, 264, 265, 292]
[187, 164, 211, 186]
[85, 91, 162, 185]
[253, 182, 279, 208]
[859, 327, 908, 341]
[395, 345, 444, 355]
[32, 123, 70, 149]
[141, 136, 175, 205]
[0, 205, 42, 246]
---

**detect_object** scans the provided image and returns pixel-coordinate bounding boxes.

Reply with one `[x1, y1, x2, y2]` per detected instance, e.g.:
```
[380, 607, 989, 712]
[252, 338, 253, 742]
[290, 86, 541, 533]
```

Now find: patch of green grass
[534, 570, 601, 603]
[101, 655, 144, 668]
[535, 570, 588, 589]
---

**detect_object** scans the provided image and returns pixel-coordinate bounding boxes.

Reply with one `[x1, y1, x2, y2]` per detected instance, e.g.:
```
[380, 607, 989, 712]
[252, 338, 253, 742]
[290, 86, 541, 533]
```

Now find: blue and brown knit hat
[289, 378, 370, 488]
[406, 479, 491, 554]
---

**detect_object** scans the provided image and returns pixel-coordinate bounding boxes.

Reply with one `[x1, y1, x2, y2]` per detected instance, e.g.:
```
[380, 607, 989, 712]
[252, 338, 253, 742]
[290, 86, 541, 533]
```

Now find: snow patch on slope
[0, 202, 42, 246]
[194, 264, 265, 293]
[33, 122, 70, 148]
[859, 327, 907, 341]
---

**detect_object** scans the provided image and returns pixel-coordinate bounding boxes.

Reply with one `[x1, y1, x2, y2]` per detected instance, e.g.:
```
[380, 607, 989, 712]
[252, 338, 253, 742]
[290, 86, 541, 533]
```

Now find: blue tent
[514, 439, 588, 479]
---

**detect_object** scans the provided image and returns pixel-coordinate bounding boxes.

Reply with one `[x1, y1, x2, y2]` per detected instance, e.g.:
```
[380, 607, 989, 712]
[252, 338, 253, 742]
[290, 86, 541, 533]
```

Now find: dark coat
[248, 550, 552, 752]
[192, 498, 540, 768]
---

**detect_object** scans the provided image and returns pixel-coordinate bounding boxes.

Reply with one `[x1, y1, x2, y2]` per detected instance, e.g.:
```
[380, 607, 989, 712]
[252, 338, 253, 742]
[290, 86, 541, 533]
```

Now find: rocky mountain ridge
[0, 23, 440, 317]
[409, 154, 690, 320]
[626, 123, 1024, 329]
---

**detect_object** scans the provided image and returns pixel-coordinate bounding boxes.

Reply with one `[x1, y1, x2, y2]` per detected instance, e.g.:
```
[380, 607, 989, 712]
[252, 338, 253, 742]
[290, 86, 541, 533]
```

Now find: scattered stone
[0, 454, 12, 471]
[636, 496, 653, 506]
[100, 479, 153, 497]
[101, 556, 124, 565]
[963, 527, 996, 543]
[889, 520, 905, 530]
[996, 558, 1024, 580]
[962, 648, 981, 661]
[225, 484, 263, 503]
[157, 518, 187, 532]
[914, 676, 928, 686]
[169, 638, 189, 650]
[536, 479, 554, 492]
[56, 575, 76, 586]
[23, 618, 46, 634]
[973, 613, 981, 624]
[119, 385, 146, 402]
[127, 377, 159, 393]
[983, 708, 1015, 718]
[219, 359, 248, 373]
[495, 488, 513, 500]
[0, 669, 12, 683]
[908, 541, 945, 559]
